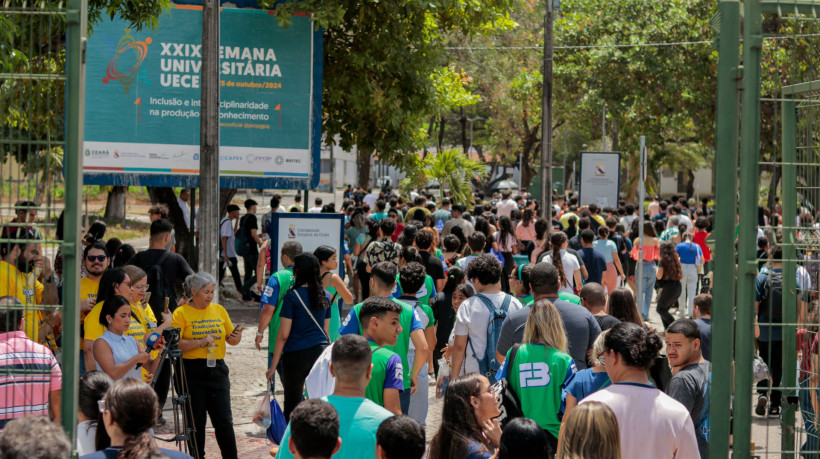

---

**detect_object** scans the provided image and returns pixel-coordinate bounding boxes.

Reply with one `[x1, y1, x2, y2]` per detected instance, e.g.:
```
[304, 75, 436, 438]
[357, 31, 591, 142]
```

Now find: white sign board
[270, 213, 345, 272]
[579, 152, 621, 207]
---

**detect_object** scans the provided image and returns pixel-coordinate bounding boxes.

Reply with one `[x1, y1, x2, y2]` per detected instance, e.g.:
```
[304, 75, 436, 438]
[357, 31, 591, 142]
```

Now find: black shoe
[755, 396, 768, 416]
[768, 406, 781, 417]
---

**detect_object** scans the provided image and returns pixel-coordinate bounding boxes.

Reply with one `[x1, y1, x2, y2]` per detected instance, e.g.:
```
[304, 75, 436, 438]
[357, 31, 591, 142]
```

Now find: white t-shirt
[76, 420, 96, 456]
[453, 292, 524, 374]
[669, 214, 693, 232]
[542, 249, 582, 294]
[496, 199, 518, 219]
[219, 218, 236, 258]
[308, 206, 322, 213]
[363, 193, 378, 209]
[581, 384, 699, 459]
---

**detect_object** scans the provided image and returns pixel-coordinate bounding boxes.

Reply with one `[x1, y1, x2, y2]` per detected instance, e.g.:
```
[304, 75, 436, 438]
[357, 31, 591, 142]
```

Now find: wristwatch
[256, 332, 264, 338]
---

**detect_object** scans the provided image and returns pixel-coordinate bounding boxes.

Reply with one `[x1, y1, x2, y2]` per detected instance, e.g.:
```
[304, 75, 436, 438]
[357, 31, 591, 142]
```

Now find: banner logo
[103, 29, 151, 94]
[595, 163, 606, 176]
[288, 224, 297, 239]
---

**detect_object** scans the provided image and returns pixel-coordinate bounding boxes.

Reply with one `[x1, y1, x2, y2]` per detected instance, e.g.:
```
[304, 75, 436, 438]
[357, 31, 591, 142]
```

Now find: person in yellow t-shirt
[171, 272, 242, 459]
[0, 235, 58, 346]
[121, 265, 172, 344]
[83, 268, 132, 372]
[79, 243, 109, 321]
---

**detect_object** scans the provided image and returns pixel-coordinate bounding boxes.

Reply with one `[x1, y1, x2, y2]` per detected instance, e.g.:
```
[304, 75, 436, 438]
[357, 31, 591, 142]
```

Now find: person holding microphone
[172, 272, 243, 459]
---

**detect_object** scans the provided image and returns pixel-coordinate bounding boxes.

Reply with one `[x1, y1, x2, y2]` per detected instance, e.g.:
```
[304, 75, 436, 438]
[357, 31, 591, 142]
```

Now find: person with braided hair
[541, 232, 583, 295]
[81, 378, 191, 458]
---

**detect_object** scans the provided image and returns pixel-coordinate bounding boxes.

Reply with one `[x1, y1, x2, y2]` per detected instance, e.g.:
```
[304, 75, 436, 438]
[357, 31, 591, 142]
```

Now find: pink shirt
[581, 383, 699, 459]
[0, 331, 61, 429]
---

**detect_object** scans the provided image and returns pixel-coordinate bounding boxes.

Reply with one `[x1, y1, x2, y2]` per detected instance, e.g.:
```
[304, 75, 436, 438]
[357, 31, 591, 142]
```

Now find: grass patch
[97, 218, 151, 242]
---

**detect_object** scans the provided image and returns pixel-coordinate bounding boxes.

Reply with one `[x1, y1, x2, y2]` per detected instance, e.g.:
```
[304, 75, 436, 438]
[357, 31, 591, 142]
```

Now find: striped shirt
[0, 331, 61, 429]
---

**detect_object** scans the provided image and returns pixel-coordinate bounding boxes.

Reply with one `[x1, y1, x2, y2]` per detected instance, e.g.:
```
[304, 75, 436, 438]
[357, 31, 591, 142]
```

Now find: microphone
[136, 333, 163, 369]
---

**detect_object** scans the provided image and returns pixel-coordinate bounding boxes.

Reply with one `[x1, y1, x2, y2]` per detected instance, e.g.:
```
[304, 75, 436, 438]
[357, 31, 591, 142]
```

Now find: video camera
[162, 327, 181, 349]
[700, 276, 712, 294]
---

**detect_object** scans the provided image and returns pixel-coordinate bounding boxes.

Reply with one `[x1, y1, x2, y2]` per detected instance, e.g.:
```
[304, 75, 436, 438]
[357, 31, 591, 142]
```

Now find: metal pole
[602, 105, 607, 151]
[734, 0, 764, 453]
[540, 0, 554, 229]
[710, 3, 741, 457]
[329, 142, 335, 192]
[198, 0, 220, 295]
[780, 97, 798, 456]
[637, 136, 645, 317]
[62, 0, 87, 441]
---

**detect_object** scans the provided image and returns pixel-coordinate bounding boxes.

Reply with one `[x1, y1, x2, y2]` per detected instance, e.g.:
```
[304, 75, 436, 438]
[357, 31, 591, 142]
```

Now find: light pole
[540, 0, 556, 230]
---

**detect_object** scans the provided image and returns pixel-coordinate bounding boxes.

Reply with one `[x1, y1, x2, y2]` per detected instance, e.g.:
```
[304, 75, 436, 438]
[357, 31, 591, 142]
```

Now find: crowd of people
[0, 186, 816, 458]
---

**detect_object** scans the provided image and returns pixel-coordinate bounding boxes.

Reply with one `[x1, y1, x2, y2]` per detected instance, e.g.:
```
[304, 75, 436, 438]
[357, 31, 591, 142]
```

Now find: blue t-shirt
[279, 287, 332, 352]
[81, 448, 191, 459]
[676, 242, 703, 265]
[275, 396, 393, 459]
[465, 439, 494, 459]
[562, 368, 611, 405]
[592, 239, 619, 263]
[579, 247, 607, 284]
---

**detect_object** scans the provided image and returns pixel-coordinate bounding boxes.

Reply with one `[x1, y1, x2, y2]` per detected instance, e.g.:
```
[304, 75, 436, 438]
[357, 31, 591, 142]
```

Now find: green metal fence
[0, 0, 85, 446]
[714, 0, 820, 457]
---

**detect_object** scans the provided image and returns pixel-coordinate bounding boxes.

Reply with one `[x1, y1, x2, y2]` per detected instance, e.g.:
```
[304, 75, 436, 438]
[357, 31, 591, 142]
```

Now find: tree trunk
[147, 187, 192, 263]
[219, 188, 238, 218]
[460, 108, 468, 154]
[611, 119, 619, 152]
[686, 170, 695, 199]
[423, 116, 435, 159]
[104, 186, 127, 220]
[357, 147, 372, 189]
[438, 115, 446, 153]
[767, 163, 780, 213]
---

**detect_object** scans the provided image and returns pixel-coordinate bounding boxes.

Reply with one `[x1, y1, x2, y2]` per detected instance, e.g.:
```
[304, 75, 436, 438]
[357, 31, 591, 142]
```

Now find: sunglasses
[86, 255, 107, 262]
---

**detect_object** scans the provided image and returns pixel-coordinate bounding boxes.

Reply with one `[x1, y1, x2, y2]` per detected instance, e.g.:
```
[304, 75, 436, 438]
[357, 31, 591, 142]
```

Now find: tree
[267, 0, 516, 189]
[399, 148, 488, 205]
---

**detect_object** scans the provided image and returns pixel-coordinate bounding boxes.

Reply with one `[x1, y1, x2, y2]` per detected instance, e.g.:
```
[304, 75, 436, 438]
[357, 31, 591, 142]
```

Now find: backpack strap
[508, 343, 521, 371]
[500, 294, 512, 313]
[155, 250, 172, 271]
[475, 293, 500, 315]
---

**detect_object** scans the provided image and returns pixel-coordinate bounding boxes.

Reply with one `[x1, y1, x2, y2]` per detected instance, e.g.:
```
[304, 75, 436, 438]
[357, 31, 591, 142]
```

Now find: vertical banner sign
[270, 213, 345, 272]
[579, 152, 621, 207]
[82, 6, 322, 188]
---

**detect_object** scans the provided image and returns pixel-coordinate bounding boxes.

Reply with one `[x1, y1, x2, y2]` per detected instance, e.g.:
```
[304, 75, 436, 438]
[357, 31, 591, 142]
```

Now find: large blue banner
[82, 6, 322, 188]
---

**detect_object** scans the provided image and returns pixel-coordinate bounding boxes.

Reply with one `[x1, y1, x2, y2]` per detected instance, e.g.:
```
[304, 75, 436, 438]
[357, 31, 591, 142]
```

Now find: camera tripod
[152, 328, 199, 459]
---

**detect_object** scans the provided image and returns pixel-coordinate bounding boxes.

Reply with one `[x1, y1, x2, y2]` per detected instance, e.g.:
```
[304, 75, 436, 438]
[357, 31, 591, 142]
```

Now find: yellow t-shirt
[80, 276, 100, 321]
[83, 301, 107, 342]
[171, 303, 234, 360]
[85, 300, 152, 343]
[0, 260, 45, 342]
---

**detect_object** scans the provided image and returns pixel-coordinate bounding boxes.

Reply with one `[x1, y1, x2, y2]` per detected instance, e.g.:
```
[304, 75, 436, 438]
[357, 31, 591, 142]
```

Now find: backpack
[235, 214, 252, 257]
[467, 293, 513, 384]
[146, 250, 173, 319]
[493, 343, 524, 428]
[759, 270, 783, 323]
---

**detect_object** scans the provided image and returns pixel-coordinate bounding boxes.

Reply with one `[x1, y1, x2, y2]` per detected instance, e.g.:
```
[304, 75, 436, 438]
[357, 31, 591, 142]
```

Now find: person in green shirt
[360, 297, 405, 415]
[257, 241, 302, 370]
[339, 261, 429, 415]
[498, 299, 576, 455]
[510, 264, 534, 305]
[275, 335, 394, 459]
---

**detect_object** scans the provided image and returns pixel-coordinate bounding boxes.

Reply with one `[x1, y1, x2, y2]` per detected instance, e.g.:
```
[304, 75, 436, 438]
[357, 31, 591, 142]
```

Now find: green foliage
[431, 66, 481, 113]
[399, 149, 487, 205]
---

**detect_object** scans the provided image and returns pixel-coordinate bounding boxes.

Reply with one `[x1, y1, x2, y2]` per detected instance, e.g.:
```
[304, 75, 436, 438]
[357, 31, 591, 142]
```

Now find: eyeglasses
[86, 255, 107, 262]
[98, 399, 107, 413]
[134, 284, 150, 291]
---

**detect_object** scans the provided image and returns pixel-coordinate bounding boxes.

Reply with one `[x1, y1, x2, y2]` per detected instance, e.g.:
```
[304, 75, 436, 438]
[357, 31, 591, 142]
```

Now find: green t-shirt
[365, 341, 401, 407]
[525, 293, 580, 307]
[275, 396, 393, 459]
[264, 267, 294, 349]
[394, 273, 436, 306]
[419, 303, 435, 328]
[346, 298, 417, 389]
[506, 343, 576, 437]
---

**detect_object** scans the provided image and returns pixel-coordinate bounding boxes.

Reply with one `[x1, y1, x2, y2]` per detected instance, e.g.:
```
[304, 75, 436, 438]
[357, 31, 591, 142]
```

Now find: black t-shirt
[242, 213, 259, 255]
[420, 250, 445, 281]
[353, 191, 366, 204]
[594, 313, 622, 331]
[128, 249, 194, 313]
[431, 292, 455, 349]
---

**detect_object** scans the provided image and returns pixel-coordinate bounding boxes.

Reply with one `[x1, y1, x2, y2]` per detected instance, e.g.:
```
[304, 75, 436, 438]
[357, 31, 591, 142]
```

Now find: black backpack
[235, 214, 252, 257]
[147, 250, 173, 318]
[760, 270, 783, 323]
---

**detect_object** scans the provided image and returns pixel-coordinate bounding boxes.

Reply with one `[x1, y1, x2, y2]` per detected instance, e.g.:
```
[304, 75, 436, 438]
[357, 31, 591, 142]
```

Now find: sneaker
[768, 406, 781, 417]
[755, 396, 768, 416]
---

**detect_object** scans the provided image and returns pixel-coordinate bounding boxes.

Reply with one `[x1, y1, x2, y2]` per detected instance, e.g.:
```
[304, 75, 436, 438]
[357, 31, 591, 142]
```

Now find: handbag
[753, 355, 770, 383]
[253, 383, 273, 428]
[493, 344, 524, 428]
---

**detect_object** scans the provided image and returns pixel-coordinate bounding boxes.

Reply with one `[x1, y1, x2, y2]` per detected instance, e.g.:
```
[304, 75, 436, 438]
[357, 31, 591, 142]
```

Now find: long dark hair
[498, 216, 514, 251]
[534, 218, 548, 241]
[96, 268, 127, 306]
[608, 287, 643, 326]
[429, 373, 490, 459]
[79, 371, 112, 445]
[443, 266, 465, 294]
[313, 245, 337, 267]
[96, 379, 162, 458]
[292, 253, 328, 310]
[550, 232, 569, 288]
[521, 208, 534, 227]
[659, 241, 682, 280]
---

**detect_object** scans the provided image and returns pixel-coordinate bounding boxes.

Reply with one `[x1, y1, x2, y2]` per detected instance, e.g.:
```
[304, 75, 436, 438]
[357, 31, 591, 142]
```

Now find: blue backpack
[467, 293, 513, 384]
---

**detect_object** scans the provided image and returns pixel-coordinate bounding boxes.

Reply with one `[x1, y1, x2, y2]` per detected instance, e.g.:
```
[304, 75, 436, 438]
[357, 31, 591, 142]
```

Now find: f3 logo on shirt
[519, 362, 550, 388]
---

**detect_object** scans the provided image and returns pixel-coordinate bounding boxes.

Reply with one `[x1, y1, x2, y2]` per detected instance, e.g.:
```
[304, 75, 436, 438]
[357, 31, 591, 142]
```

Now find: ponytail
[550, 232, 568, 288]
[119, 431, 159, 459]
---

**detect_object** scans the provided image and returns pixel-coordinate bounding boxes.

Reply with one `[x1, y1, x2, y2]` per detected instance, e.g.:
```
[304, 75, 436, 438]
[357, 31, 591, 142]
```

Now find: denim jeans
[639, 261, 657, 319]
[678, 264, 699, 317]
[400, 386, 411, 414]
[183, 359, 237, 459]
[407, 357, 428, 427]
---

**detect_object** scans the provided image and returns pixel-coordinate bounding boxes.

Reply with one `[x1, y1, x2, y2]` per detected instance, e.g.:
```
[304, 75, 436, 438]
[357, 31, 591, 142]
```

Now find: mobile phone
[233, 324, 245, 334]
[143, 291, 152, 305]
